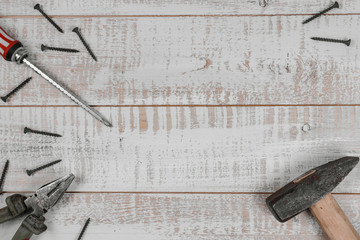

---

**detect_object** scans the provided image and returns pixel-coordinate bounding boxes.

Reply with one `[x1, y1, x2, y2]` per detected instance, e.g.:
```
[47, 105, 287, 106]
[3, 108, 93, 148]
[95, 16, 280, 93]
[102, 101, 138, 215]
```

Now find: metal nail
[0, 160, 9, 195]
[77, 218, 91, 240]
[24, 127, 62, 137]
[73, 27, 97, 61]
[311, 37, 351, 46]
[41, 44, 80, 53]
[26, 159, 62, 176]
[34, 3, 64, 33]
[303, 2, 340, 24]
[1, 77, 32, 103]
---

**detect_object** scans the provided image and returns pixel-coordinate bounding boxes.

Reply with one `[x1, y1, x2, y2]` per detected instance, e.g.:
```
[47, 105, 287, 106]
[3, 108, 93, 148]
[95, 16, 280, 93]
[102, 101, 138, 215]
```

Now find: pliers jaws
[25, 174, 75, 217]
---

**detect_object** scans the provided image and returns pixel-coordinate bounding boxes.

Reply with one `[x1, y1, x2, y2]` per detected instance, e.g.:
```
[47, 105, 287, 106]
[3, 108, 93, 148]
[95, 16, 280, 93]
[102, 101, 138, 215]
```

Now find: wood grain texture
[0, 106, 359, 193]
[1, 0, 360, 16]
[2, 1, 360, 239]
[0, 15, 359, 105]
[310, 194, 360, 240]
[1, 193, 359, 240]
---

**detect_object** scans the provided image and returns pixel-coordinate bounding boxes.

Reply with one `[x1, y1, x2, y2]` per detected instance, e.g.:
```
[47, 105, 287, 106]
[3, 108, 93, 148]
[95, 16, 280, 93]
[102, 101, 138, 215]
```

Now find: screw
[77, 218, 91, 240]
[34, 4, 64, 33]
[303, 2, 340, 24]
[0, 160, 9, 195]
[26, 159, 62, 176]
[41, 44, 80, 53]
[1, 77, 32, 103]
[24, 127, 62, 137]
[311, 37, 351, 46]
[72, 27, 97, 61]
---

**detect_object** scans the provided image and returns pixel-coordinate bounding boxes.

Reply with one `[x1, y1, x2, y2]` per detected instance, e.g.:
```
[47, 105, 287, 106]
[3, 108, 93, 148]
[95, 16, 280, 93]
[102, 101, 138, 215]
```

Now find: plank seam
[0, 13, 359, 19]
[1, 104, 360, 108]
[2, 191, 360, 195]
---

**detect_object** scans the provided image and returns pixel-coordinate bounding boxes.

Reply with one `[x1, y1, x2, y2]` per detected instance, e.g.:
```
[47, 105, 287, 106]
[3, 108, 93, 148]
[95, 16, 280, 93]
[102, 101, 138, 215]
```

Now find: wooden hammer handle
[310, 193, 360, 240]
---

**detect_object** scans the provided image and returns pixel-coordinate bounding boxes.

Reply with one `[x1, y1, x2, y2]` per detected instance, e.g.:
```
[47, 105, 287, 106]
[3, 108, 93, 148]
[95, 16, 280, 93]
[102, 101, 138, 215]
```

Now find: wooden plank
[0, 106, 360, 193]
[0, 16, 359, 106]
[1, 193, 359, 239]
[1, 0, 360, 16]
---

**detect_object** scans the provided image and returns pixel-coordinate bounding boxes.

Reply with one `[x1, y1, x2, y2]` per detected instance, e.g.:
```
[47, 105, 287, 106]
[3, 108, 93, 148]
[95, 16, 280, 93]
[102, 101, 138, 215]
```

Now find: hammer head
[266, 156, 359, 222]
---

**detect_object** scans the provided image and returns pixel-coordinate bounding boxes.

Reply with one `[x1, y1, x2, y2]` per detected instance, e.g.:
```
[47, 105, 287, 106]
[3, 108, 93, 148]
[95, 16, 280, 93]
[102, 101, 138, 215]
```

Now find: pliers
[0, 174, 75, 240]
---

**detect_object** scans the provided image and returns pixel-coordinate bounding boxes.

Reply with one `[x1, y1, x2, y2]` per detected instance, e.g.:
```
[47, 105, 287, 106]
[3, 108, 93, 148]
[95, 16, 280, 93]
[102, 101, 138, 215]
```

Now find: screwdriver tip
[102, 119, 113, 128]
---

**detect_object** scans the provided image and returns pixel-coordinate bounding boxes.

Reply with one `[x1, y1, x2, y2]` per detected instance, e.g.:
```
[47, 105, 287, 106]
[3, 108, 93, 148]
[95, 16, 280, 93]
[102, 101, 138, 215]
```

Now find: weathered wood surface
[1, 1, 359, 239]
[1, 0, 360, 16]
[1, 193, 359, 240]
[0, 15, 359, 105]
[0, 106, 359, 193]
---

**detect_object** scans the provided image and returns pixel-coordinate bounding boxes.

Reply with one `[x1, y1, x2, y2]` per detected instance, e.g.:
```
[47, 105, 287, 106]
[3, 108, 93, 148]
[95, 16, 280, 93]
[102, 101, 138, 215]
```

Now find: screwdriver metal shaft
[0, 26, 112, 127]
[22, 58, 112, 127]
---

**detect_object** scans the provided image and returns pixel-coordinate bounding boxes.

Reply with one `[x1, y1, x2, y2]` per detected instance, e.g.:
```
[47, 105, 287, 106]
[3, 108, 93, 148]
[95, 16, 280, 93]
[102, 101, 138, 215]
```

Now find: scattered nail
[0, 160, 9, 195]
[26, 159, 62, 176]
[311, 37, 351, 46]
[1, 77, 32, 103]
[34, 4, 64, 33]
[41, 44, 80, 53]
[73, 27, 97, 61]
[303, 2, 340, 24]
[24, 127, 62, 137]
[77, 218, 91, 240]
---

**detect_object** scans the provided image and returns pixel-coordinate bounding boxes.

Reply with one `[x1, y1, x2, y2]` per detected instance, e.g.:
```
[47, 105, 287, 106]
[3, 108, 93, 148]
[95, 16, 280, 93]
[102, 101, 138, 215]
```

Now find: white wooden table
[1, 1, 360, 239]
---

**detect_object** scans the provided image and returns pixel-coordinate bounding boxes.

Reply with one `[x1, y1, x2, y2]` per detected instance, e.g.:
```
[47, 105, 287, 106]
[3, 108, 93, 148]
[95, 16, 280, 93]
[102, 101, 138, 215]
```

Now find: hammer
[266, 157, 360, 240]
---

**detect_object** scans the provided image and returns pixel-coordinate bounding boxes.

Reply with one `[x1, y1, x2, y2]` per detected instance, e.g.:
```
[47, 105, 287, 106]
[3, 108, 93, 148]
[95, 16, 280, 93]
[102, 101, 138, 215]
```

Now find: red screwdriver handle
[0, 27, 24, 62]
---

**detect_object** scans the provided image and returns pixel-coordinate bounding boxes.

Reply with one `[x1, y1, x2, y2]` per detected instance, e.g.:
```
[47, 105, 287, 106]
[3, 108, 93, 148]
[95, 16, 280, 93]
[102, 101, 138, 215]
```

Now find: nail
[303, 2, 340, 24]
[0, 160, 9, 195]
[41, 44, 80, 53]
[77, 218, 91, 240]
[26, 159, 62, 176]
[1, 77, 32, 103]
[73, 27, 97, 61]
[24, 127, 62, 137]
[311, 37, 351, 46]
[34, 3, 64, 33]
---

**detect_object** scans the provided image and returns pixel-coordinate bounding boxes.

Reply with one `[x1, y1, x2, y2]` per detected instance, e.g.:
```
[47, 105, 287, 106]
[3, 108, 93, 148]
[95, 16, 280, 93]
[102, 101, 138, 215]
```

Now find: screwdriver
[0, 26, 112, 127]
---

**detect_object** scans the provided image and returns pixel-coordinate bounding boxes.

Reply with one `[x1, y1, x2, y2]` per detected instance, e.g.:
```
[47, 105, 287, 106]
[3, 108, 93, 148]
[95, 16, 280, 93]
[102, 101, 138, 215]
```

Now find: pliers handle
[12, 214, 46, 240]
[0, 194, 28, 223]
[0, 194, 46, 240]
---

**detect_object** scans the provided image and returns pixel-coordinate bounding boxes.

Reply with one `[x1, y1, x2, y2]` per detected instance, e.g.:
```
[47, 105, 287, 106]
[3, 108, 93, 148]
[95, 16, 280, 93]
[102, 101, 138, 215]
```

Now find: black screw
[34, 4, 64, 33]
[0, 160, 9, 195]
[41, 44, 80, 53]
[303, 2, 340, 24]
[24, 127, 62, 137]
[311, 37, 351, 46]
[1, 77, 32, 103]
[77, 218, 91, 240]
[73, 27, 97, 62]
[26, 159, 62, 176]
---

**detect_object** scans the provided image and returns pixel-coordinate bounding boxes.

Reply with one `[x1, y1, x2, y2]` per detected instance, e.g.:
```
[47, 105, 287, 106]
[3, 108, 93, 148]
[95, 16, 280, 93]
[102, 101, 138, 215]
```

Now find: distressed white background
[0, 1, 360, 239]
